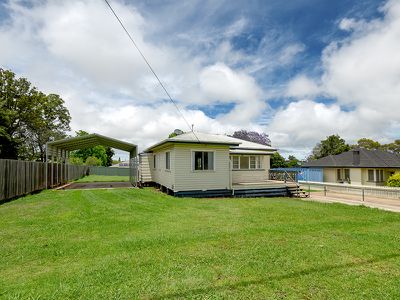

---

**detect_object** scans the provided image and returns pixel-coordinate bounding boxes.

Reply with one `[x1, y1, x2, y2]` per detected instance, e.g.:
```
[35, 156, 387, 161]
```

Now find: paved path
[307, 191, 400, 213]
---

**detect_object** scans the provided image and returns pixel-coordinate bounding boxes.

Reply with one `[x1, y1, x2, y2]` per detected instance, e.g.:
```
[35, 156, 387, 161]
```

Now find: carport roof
[47, 133, 137, 153]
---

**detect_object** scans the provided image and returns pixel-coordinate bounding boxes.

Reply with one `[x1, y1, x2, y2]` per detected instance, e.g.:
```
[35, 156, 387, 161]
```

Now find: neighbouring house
[139, 131, 278, 197]
[303, 148, 400, 186]
[110, 161, 130, 168]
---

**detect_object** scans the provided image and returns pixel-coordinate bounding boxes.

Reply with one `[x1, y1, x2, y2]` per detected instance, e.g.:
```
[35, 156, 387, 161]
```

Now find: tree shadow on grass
[151, 253, 400, 299]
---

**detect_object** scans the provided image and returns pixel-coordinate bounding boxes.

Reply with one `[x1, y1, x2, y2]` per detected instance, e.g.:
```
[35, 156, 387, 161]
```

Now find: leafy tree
[286, 155, 301, 168]
[231, 130, 271, 146]
[69, 131, 114, 167]
[353, 138, 381, 150]
[383, 140, 400, 154]
[85, 156, 102, 166]
[105, 147, 115, 167]
[69, 156, 84, 165]
[0, 68, 70, 160]
[270, 152, 287, 168]
[311, 134, 350, 160]
[387, 173, 400, 187]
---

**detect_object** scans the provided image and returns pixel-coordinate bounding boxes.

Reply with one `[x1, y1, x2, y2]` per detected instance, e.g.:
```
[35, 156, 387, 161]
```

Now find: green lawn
[0, 188, 399, 299]
[74, 174, 130, 183]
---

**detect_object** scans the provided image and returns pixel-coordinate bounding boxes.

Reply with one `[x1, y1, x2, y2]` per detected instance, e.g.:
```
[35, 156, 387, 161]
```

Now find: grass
[74, 175, 129, 183]
[0, 188, 400, 299]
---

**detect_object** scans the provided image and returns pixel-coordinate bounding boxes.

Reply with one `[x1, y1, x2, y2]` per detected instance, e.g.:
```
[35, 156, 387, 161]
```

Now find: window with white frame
[232, 156, 239, 169]
[165, 152, 170, 170]
[375, 169, 384, 182]
[193, 151, 214, 170]
[368, 169, 374, 181]
[337, 169, 342, 180]
[232, 155, 263, 170]
[344, 169, 350, 181]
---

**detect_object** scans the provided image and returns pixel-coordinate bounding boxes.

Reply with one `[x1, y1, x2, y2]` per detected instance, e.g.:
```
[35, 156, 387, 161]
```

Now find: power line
[103, 0, 200, 142]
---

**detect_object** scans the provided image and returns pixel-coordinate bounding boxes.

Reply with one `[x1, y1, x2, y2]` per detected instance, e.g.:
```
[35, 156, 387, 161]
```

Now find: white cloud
[286, 75, 320, 98]
[0, 0, 269, 151]
[276, 0, 400, 155]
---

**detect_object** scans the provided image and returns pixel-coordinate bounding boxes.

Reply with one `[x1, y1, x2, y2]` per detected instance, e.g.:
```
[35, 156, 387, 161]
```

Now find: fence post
[362, 188, 365, 202]
[324, 185, 327, 196]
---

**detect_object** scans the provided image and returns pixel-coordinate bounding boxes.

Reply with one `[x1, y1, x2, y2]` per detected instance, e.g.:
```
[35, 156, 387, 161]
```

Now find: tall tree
[286, 155, 301, 168]
[311, 134, 350, 160]
[270, 152, 287, 168]
[231, 130, 271, 146]
[353, 138, 381, 150]
[383, 140, 400, 154]
[0, 68, 70, 160]
[69, 131, 114, 167]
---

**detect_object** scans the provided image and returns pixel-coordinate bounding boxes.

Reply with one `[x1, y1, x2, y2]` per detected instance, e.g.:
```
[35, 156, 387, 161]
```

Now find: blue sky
[0, 0, 398, 159]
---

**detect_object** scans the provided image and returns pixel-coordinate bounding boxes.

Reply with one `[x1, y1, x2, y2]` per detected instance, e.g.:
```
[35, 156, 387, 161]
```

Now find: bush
[69, 156, 84, 165]
[85, 156, 102, 166]
[387, 173, 400, 187]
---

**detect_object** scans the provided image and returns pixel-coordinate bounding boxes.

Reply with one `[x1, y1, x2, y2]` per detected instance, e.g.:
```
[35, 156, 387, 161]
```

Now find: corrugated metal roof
[303, 148, 400, 168]
[47, 133, 137, 155]
[229, 149, 274, 155]
[144, 131, 276, 153]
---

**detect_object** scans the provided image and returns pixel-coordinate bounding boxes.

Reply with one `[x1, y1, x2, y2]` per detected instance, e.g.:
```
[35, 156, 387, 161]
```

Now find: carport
[46, 133, 138, 186]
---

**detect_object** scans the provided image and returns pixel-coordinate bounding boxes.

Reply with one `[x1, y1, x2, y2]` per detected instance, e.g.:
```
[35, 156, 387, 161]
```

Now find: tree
[387, 173, 400, 187]
[286, 155, 301, 168]
[353, 138, 381, 150]
[105, 147, 114, 167]
[311, 134, 350, 160]
[270, 152, 287, 168]
[383, 140, 400, 154]
[69, 131, 114, 167]
[0, 68, 71, 160]
[231, 130, 271, 146]
[85, 156, 102, 166]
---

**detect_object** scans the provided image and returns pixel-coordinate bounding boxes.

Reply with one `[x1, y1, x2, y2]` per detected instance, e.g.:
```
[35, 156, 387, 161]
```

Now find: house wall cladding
[173, 144, 231, 192]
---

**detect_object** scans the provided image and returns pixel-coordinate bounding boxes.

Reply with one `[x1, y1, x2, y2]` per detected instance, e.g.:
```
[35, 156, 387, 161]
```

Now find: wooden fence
[0, 159, 88, 202]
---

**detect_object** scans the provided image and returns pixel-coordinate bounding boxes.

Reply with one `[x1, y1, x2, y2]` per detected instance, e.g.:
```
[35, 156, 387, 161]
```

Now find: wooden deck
[232, 180, 297, 190]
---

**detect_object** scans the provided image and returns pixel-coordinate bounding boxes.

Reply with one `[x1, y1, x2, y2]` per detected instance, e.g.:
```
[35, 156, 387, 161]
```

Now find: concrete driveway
[307, 191, 400, 213]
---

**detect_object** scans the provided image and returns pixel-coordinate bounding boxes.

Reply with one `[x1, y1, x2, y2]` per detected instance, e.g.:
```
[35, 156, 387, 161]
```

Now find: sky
[1, 0, 399, 160]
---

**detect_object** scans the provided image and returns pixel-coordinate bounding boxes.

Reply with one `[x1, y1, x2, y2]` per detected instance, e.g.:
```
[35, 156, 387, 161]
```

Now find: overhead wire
[103, 0, 200, 142]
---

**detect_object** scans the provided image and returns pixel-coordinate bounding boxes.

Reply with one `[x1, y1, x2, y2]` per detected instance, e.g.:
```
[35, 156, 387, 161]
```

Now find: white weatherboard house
[138, 132, 293, 197]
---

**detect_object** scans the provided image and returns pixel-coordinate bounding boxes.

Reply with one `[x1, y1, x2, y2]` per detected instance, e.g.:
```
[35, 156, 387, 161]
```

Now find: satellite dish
[174, 129, 184, 135]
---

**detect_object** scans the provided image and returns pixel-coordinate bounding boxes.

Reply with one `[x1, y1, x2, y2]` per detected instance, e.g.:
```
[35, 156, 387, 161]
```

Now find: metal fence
[271, 168, 323, 182]
[89, 166, 130, 176]
[300, 181, 400, 200]
[0, 159, 88, 202]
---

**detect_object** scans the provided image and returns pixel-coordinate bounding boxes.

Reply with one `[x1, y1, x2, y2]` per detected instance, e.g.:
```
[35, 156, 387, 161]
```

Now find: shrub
[85, 156, 102, 166]
[387, 173, 400, 187]
[69, 156, 84, 165]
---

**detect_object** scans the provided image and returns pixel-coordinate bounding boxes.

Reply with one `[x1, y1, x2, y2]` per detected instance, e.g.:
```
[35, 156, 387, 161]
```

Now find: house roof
[303, 148, 400, 168]
[144, 131, 276, 154]
[47, 133, 137, 157]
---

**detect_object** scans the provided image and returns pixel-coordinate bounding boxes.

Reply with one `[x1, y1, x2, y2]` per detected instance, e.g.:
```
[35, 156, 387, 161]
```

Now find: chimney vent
[353, 150, 360, 165]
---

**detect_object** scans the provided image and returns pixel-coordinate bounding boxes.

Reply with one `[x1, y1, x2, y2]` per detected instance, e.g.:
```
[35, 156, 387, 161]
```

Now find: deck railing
[299, 181, 400, 200]
[269, 170, 298, 183]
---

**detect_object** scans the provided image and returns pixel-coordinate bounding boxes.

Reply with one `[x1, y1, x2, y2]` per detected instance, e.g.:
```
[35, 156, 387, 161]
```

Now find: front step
[287, 186, 309, 198]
